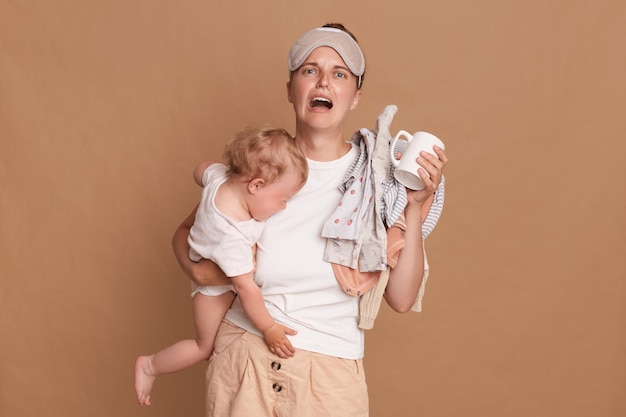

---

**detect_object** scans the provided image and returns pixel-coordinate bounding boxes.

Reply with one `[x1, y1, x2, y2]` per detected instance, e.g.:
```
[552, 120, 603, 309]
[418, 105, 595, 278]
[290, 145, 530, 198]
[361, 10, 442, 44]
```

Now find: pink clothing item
[332, 216, 406, 296]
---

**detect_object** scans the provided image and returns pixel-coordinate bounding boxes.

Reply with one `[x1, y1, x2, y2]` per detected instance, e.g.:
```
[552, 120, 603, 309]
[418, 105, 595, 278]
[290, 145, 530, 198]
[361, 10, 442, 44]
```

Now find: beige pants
[205, 320, 369, 417]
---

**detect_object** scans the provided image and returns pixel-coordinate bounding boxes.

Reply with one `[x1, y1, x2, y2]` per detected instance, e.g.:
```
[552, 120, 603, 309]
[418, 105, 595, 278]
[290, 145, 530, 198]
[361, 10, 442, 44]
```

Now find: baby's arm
[230, 272, 297, 358]
[192, 161, 214, 186]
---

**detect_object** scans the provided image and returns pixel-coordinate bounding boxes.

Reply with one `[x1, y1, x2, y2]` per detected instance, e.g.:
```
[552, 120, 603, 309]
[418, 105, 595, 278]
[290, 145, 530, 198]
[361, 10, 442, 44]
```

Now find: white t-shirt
[225, 145, 365, 359]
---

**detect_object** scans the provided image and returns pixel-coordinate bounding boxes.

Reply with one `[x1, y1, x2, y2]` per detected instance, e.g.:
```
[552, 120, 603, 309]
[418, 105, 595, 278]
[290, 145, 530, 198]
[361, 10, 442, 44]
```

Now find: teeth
[311, 96, 333, 109]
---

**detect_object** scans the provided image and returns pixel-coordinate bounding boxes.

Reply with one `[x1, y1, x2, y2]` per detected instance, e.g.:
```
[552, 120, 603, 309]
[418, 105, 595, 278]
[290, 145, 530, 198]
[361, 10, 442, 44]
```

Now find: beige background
[1, 1, 625, 416]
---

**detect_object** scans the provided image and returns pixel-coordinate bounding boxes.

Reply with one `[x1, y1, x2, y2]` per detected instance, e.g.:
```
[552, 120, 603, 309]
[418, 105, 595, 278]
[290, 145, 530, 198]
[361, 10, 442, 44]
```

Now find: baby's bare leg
[134, 292, 235, 406]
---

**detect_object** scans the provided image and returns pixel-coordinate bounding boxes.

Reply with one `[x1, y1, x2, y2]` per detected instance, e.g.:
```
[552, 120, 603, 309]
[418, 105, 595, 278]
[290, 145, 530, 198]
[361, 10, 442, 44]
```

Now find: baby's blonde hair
[224, 126, 307, 187]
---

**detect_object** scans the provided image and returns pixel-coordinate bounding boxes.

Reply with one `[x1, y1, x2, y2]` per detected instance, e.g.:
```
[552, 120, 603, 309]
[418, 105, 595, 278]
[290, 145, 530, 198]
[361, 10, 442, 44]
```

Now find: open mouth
[311, 97, 333, 109]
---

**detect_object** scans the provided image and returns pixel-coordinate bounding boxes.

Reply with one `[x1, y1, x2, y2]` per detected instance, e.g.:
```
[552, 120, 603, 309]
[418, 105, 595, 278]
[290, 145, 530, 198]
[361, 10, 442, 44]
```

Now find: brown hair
[224, 126, 308, 186]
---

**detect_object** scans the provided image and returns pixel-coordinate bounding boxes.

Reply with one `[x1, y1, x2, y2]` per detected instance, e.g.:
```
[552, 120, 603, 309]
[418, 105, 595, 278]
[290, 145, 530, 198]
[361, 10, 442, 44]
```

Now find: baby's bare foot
[134, 355, 156, 406]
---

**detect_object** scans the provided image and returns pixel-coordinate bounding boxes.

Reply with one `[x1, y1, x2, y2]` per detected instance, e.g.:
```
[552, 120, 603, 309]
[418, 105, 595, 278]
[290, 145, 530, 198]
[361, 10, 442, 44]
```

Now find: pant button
[271, 361, 282, 370]
[272, 383, 283, 392]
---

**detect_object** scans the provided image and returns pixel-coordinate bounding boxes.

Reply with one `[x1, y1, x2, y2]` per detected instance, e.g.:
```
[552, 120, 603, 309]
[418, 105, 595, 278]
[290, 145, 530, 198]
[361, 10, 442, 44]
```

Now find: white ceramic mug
[390, 130, 445, 190]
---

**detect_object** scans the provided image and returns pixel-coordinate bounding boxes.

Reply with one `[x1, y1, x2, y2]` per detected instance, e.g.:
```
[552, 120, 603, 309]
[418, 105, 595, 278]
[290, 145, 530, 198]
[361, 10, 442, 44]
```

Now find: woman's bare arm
[384, 201, 426, 312]
[384, 146, 447, 312]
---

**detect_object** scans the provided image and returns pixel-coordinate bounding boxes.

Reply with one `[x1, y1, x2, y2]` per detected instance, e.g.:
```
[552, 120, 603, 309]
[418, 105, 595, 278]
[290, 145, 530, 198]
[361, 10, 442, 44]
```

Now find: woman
[172, 23, 448, 417]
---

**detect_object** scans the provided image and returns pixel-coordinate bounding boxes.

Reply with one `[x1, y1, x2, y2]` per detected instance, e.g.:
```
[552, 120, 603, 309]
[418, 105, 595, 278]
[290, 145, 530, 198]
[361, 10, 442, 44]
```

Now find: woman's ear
[286, 81, 293, 103]
[248, 178, 266, 194]
[350, 89, 362, 110]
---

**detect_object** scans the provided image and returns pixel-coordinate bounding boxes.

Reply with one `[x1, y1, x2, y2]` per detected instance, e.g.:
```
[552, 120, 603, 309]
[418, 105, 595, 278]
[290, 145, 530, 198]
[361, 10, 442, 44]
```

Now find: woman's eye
[335, 72, 347, 79]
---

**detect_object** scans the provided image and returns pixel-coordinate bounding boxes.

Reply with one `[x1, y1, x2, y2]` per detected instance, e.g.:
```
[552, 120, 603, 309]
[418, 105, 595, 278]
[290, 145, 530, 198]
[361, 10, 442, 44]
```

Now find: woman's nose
[317, 72, 329, 88]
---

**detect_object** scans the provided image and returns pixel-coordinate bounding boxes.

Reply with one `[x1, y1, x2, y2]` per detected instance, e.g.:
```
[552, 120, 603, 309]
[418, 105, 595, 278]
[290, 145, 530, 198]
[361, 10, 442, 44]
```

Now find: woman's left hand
[406, 145, 448, 205]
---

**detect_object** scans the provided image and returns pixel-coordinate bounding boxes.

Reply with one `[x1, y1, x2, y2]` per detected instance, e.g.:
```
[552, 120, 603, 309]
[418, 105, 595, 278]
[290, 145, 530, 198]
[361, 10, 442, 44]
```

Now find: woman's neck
[294, 127, 351, 162]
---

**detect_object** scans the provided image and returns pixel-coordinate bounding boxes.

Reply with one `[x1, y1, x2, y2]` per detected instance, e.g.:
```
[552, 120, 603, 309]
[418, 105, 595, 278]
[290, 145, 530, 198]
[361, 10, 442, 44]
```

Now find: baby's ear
[248, 178, 266, 194]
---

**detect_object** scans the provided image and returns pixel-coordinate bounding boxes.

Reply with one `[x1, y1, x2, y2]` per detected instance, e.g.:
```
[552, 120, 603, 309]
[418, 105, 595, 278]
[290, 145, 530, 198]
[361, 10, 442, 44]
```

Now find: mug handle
[390, 130, 413, 167]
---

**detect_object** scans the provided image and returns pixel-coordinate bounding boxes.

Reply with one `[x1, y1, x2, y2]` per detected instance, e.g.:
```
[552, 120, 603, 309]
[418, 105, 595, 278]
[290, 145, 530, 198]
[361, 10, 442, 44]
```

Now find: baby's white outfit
[188, 163, 264, 297]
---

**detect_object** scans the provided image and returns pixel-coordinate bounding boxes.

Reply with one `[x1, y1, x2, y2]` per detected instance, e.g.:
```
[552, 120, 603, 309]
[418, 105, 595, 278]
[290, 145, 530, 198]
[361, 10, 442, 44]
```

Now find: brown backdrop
[1, 1, 624, 416]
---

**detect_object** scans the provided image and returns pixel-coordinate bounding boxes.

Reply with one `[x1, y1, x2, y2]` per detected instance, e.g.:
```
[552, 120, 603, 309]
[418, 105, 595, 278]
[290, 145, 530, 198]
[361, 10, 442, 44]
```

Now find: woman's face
[287, 46, 362, 133]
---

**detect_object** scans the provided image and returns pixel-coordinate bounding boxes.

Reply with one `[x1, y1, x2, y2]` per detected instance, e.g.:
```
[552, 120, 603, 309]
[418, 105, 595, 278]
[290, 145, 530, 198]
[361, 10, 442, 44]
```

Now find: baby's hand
[263, 323, 297, 358]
